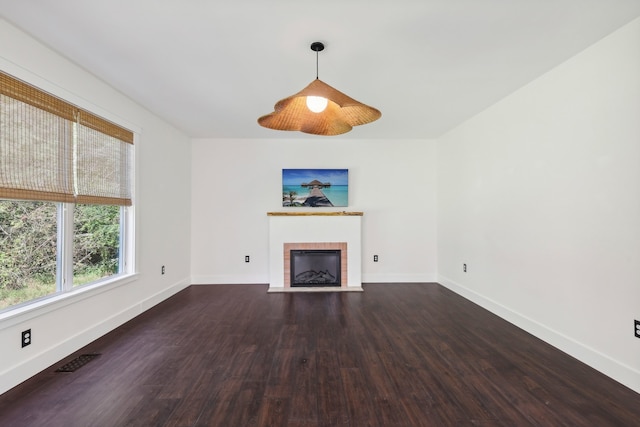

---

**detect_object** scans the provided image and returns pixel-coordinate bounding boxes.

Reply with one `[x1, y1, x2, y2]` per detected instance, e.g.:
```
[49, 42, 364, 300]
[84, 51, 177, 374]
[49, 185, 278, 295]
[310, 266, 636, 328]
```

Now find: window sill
[0, 273, 139, 331]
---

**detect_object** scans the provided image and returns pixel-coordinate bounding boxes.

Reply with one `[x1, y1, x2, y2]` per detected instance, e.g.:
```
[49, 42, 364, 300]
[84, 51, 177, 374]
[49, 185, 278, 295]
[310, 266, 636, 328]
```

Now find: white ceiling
[2, 0, 640, 139]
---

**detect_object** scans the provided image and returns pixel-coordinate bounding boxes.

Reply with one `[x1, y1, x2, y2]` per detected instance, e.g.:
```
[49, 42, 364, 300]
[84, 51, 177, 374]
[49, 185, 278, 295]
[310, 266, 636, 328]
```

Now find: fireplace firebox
[290, 250, 341, 287]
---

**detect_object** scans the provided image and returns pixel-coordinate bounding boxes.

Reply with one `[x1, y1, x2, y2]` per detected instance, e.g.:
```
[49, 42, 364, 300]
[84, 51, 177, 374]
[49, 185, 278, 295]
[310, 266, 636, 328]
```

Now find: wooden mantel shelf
[267, 211, 363, 216]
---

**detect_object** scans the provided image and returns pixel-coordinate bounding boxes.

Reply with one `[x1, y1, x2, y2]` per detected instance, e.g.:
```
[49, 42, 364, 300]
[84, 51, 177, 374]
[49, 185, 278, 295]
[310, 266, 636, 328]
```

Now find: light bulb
[306, 96, 328, 113]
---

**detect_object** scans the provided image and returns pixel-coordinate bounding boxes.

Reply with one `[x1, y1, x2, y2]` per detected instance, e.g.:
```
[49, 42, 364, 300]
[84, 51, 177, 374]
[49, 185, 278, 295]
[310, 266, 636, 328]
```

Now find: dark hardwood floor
[1, 284, 639, 426]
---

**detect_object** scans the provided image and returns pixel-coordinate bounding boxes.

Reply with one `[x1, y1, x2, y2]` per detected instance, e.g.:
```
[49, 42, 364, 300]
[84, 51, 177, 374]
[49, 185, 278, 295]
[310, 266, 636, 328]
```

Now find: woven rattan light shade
[258, 79, 381, 136]
[258, 42, 381, 136]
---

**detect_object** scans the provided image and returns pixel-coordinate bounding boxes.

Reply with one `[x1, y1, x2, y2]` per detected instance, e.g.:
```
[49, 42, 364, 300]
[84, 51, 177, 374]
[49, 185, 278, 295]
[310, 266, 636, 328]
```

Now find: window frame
[0, 67, 138, 317]
[0, 197, 136, 315]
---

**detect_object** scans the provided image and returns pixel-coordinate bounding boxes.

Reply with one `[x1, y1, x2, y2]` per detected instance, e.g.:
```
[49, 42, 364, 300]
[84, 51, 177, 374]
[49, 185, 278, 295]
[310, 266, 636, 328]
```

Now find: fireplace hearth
[291, 250, 341, 287]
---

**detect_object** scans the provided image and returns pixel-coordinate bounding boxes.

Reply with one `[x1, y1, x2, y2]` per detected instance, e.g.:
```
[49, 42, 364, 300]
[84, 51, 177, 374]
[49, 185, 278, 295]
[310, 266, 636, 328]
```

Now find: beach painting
[282, 169, 348, 207]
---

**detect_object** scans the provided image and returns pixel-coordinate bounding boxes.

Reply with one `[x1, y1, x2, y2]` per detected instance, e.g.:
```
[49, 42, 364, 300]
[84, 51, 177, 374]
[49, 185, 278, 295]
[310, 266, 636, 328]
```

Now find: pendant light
[258, 42, 381, 136]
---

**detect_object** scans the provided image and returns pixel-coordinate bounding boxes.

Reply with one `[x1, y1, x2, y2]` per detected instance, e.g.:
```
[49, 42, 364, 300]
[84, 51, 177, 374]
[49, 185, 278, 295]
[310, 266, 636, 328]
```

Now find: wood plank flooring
[1, 283, 639, 426]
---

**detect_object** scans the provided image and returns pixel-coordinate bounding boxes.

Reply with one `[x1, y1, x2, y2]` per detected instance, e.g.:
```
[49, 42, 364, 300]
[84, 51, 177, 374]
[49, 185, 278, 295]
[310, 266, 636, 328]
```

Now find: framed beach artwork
[282, 169, 348, 207]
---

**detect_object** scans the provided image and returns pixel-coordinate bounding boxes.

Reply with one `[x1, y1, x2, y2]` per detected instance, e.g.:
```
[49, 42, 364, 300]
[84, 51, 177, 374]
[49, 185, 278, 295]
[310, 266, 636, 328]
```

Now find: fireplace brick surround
[267, 212, 363, 292]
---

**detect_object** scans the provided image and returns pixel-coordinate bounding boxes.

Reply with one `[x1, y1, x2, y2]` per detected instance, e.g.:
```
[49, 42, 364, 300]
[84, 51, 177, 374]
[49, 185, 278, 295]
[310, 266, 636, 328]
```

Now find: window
[73, 204, 122, 287]
[0, 200, 57, 308]
[0, 71, 134, 312]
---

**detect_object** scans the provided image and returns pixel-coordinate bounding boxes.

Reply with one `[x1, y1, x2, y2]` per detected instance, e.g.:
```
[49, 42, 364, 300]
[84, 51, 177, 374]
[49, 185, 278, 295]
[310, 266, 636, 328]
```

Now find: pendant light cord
[310, 42, 324, 80]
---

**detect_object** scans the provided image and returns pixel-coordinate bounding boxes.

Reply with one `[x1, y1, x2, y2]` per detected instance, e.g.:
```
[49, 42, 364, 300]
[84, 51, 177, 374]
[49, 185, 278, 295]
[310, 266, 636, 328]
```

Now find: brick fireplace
[267, 212, 363, 292]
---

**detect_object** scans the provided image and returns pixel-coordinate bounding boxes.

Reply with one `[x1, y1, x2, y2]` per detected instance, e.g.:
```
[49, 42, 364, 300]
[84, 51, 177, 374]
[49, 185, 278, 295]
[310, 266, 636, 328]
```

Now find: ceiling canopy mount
[310, 41, 324, 52]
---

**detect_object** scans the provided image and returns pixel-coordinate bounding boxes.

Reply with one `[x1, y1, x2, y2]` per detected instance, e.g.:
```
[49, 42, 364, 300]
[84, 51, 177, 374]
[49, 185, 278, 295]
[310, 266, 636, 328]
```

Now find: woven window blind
[0, 71, 133, 206]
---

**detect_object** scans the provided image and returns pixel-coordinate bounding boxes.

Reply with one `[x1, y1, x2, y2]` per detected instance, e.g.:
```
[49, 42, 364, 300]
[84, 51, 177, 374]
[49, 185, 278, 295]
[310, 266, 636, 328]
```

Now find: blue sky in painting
[282, 169, 348, 186]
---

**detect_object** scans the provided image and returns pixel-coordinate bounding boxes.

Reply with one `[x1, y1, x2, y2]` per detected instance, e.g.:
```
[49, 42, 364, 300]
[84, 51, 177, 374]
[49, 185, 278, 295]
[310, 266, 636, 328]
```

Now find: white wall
[0, 19, 192, 394]
[437, 17, 640, 392]
[4, 11, 638, 399]
[191, 138, 437, 285]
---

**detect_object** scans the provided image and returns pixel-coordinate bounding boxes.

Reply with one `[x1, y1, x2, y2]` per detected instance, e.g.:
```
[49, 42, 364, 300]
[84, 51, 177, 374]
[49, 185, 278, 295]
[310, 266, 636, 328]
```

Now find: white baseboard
[362, 273, 437, 283]
[190, 274, 268, 285]
[438, 275, 640, 394]
[192, 274, 437, 285]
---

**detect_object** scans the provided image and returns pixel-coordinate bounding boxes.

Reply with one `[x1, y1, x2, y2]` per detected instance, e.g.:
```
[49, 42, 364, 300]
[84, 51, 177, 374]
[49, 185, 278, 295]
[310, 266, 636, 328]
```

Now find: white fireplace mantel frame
[267, 212, 363, 292]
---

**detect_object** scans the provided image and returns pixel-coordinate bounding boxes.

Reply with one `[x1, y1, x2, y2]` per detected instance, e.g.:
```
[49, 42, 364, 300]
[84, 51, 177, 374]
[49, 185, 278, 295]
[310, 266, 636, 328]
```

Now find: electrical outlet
[463, 263, 467, 273]
[161, 265, 165, 275]
[635, 320, 640, 338]
[373, 255, 378, 262]
[22, 329, 31, 348]
[245, 256, 250, 263]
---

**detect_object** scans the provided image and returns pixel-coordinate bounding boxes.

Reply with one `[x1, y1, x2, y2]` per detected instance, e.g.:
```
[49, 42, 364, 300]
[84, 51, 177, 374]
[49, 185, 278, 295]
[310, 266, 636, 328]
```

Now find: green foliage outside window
[0, 201, 57, 291]
[73, 204, 120, 285]
[0, 200, 120, 309]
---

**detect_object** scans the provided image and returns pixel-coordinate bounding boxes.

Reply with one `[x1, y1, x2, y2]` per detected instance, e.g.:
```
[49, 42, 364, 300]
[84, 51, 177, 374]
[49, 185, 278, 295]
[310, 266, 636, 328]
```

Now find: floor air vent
[55, 353, 101, 372]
